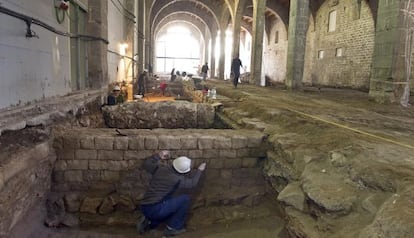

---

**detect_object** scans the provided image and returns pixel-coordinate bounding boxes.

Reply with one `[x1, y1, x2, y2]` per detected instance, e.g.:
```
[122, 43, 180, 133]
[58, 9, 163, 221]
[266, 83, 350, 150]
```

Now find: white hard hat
[173, 156, 192, 173]
[113, 85, 121, 91]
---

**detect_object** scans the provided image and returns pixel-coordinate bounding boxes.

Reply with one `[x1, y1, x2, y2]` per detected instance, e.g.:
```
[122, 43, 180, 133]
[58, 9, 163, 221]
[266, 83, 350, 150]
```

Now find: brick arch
[265, 0, 289, 26]
[155, 13, 210, 40]
[241, 17, 253, 35]
[151, 1, 219, 39]
[150, 0, 222, 31]
[154, 13, 211, 55]
[242, 3, 288, 44]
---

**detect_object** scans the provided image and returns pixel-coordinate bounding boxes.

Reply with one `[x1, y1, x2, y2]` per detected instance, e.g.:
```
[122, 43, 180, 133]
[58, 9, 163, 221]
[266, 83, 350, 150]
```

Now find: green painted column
[250, 0, 266, 85]
[369, 0, 414, 103]
[286, 0, 309, 90]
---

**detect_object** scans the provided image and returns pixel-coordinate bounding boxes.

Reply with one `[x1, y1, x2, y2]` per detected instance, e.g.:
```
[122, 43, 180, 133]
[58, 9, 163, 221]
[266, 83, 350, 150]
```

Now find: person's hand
[159, 150, 170, 160]
[198, 162, 206, 171]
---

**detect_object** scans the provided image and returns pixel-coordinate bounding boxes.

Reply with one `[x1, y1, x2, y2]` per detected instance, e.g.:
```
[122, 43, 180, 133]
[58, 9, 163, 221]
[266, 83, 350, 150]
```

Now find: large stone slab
[277, 182, 306, 211]
[302, 163, 358, 214]
[358, 185, 414, 238]
[102, 101, 215, 129]
[284, 207, 320, 238]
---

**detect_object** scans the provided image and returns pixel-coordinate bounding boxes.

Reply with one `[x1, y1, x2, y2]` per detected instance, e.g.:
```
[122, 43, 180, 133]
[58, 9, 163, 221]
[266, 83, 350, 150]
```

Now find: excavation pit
[1, 87, 284, 237]
[48, 128, 279, 233]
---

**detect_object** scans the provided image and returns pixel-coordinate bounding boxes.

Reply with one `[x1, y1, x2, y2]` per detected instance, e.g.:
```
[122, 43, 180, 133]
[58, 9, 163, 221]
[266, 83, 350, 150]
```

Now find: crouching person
[137, 150, 207, 236]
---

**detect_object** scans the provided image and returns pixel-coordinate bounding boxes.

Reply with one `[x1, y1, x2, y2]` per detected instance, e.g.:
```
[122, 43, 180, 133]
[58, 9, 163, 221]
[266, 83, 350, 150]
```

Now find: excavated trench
[4, 80, 414, 237]
[0, 81, 288, 238]
[38, 82, 287, 238]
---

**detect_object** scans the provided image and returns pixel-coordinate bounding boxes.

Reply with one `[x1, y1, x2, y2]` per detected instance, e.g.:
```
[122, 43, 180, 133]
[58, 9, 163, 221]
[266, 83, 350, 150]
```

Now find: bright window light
[155, 25, 200, 73]
[119, 43, 128, 56]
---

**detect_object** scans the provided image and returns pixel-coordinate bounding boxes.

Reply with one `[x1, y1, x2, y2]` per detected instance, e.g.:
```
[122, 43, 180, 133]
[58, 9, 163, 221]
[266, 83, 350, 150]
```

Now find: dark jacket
[201, 64, 209, 73]
[107, 95, 117, 105]
[141, 154, 202, 205]
[138, 73, 146, 85]
[231, 58, 243, 75]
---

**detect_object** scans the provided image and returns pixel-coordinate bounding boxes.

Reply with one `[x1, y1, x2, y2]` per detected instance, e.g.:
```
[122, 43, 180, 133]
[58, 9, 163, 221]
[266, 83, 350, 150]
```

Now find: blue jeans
[141, 195, 190, 230]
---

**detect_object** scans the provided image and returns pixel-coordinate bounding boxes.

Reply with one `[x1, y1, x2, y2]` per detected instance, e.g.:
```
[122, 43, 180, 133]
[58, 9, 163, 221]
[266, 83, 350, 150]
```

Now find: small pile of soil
[0, 127, 49, 156]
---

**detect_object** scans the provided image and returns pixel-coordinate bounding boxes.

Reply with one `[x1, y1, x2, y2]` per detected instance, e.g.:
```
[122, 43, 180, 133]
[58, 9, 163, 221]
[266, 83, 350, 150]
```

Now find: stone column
[286, 0, 309, 89]
[369, 0, 414, 103]
[137, 0, 145, 73]
[210, 33, 217, 78]
[250, 0, 267, 85]
[125, 0, 135, 82]
[204, 32, 211, 76]
[232, 0, 246, 58]
[218, 28, 226, 80]
[205, 36, 210, 64]
[144, 2, 151, 73]
[87, 0, 108, 89]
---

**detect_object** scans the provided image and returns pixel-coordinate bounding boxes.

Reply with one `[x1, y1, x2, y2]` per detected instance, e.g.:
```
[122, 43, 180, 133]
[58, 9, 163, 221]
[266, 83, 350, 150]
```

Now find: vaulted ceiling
[148, 0, 378, 40]
[149, 0, 290, 39]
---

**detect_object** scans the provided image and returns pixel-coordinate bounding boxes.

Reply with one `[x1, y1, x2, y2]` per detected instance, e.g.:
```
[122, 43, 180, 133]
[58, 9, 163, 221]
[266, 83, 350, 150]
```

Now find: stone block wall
[52, 128, 268, 225]
[304, 0, 375, 89]
[102, 101, 215, 129]
[0, 142, 53, 237]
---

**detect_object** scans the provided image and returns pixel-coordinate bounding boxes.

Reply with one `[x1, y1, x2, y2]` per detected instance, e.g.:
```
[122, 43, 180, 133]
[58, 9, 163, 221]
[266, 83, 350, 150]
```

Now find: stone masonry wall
[0, 142, 53, 237]
[0, 90, 106, 237]
[305, 0, 375, 89]
[52, 128, 268, 225]
[102, 101, 215, 129]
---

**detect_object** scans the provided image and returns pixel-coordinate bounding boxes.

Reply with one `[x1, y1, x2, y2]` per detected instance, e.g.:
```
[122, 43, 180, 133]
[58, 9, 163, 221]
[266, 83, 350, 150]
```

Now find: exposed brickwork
[304, 1, 375, 89]
[51, 128, 268, 225]
[264, 23, 288, 84]
[0, 143, 53, 237]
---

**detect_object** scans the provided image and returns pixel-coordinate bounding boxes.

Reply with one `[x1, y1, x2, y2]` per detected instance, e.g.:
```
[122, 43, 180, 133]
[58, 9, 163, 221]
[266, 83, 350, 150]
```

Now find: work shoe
[163, 226, 186, 236]
[136, 216, 151, 234]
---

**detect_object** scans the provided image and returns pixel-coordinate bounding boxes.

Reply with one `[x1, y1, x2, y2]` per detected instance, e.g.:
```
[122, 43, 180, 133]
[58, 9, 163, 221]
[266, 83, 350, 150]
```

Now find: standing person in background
[138, 70, 147, 97]
[170, 68, 176, 82]
[159, 82, 168, 96]
[231, 55, 243, 88]
[117, 81, 128, 103]
[137, 151, 207, 237]
[201, 63, 209, 81]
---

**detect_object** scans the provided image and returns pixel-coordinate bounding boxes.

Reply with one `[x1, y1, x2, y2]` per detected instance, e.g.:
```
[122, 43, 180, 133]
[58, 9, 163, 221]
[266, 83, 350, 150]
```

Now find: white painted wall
[263, 20, 288, 84]
[0, 0, 71, 109]
[240, 31, 251, 74]
[107, 0, 129, 84]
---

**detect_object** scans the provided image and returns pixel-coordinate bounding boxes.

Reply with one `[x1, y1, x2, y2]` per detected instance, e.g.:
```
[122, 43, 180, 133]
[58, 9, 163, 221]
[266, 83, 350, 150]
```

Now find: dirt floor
[14, 197, 286, 238]
[204, 80, 414, 237]
[210, 80, 414, 154]
[26, 216, 285, 238]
